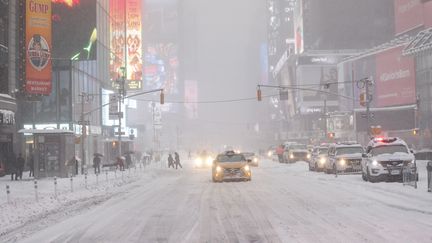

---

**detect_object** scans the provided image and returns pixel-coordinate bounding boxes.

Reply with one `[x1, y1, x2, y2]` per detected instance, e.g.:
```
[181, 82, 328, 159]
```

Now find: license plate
[390, 169, 401, 175]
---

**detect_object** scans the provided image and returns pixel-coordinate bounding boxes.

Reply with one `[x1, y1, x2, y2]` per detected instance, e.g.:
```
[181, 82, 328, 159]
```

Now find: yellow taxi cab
[212, 151, 252, 182]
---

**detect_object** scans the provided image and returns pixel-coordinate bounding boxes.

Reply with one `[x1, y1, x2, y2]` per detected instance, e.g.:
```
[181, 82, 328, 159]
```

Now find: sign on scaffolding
[109, 94, 119, 120]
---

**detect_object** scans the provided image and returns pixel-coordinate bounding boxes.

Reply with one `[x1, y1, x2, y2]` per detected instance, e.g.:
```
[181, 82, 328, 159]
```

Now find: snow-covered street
[2, 159, 432, 243]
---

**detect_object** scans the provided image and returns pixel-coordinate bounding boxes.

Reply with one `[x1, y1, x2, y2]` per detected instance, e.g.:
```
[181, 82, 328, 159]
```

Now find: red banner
[394, 0, 424, 35]
[375, 46, 416, 107]
[25, 0, 52, 95]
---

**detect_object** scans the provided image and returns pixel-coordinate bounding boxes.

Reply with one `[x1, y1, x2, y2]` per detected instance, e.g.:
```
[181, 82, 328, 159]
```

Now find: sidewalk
[0, 162, 160, 237]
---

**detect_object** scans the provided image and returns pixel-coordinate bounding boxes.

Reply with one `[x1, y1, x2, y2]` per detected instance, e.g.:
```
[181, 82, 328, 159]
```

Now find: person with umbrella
[93, 153, 102, 174]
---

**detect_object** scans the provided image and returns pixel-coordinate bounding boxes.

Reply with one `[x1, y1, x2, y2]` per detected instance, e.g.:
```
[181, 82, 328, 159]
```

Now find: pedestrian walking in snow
[174, 152, 182, 169]
[168, 154, 175, 168]
[93, 155, 101, 174]
[28, 154, 34, 177]
[16, 153, 25, 180]
[117, 156, 125, 171]
[8, 153, 17, 181]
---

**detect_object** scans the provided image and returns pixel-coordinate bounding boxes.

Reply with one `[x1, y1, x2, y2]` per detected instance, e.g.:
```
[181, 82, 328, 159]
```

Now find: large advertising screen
[296, 65, 339, 102]
[375, 46, 416, 107]
[25, 0, 52, 95]
[109, 0, 143, 86]
[52, 0, 97, 60]
[394, 0, 424, 35]
[144, 43, 179, 94]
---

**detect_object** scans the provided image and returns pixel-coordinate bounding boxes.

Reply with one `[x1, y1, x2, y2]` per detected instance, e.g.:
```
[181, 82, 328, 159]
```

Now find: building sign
[0, 110, 15, 125]
[184, 80, 198, 119]
[126, 80, 142, 90]
[394, 0, 424, 35]
[108, 94, 119, 120]
[109, 0, 143, 87]
[375, 46, 416, 107]
[25, 0, 52, 95]
[297, 55, 345, 66]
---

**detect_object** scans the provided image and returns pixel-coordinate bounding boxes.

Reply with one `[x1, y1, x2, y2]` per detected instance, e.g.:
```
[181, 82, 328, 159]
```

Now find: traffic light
[413, 128, 419, 136]
[160, 91, 165, 105]
[327, 132, 335, 139]
[360, 92, 366, 107]
[257, 88, 262, 101]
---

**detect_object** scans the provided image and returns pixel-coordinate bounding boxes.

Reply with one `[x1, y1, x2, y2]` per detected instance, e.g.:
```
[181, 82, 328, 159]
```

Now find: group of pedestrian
[7, 153, 34, 181]
[168, 152, 182, 169]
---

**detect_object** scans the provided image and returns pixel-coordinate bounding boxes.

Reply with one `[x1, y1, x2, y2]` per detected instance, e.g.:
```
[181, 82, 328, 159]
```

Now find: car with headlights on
[194, 150, 214, 168]
[243, 152, 259, 167]
[361, 137, 416, 183]
[212, 151, 252, 182]
[283, 143, 311, 163]
[309, 146, 329, 172]
[325, 142, 364, 174]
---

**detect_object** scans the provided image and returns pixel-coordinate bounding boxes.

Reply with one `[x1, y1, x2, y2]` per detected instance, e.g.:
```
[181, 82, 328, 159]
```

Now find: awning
[403, 28, 432, 56]
[18, 129, 74, 134]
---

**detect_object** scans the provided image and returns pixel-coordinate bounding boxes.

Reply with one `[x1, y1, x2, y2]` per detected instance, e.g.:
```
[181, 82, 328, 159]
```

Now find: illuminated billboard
[109, 0, 143, 86]
[144, 43, 179, 94]
[52, 0, 97, 60]
[26, 0, 52, 95]
[394, 0, 424, 35]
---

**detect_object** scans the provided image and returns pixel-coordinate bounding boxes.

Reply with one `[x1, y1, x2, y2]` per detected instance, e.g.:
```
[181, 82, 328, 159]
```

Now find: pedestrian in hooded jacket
[168, 154, 175, 168]
[174, 152, 182, 169]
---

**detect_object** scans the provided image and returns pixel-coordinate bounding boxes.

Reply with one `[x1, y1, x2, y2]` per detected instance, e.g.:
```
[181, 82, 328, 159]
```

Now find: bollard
[96, 173, 99, 185]
[85, 173, 88, 189]
[105, 171, 108, 182]
[34, 180, 39, 202]
[70, 176, 74, 192]
[6, 185, 10, 204]
[427, 161, 432, 192]
[54, 177, 58, 199]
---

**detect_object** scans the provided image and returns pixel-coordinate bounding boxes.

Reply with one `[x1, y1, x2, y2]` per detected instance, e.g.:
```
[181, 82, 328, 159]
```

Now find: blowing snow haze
[2, 0, 432, 242]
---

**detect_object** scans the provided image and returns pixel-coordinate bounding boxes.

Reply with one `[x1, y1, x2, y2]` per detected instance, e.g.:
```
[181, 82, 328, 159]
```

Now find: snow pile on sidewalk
[0, 164, 162, 238]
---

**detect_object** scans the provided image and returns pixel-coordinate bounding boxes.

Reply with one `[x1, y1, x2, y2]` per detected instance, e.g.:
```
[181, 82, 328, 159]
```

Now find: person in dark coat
[8, 152, 17, 181]
[93, 155, 101, 174]
[168, 154, 174, 168]
[174, 152, 182, 169]
[125, 153, 132, 169]
[16, 153, 25, 180]
[117, 156, 125, 171]
[28, 154, 34, 177]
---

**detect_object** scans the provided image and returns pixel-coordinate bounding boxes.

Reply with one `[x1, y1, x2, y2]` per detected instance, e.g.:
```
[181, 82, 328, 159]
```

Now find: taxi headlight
[216, 166, 222, 173]
[253, 158, 258, 163]
[307, 154, 311, 159]
[320, 157, 326, 164]
[244, 165, 250, 171]
[267, 151, 272, 157]
[289, 154, 294, 159]
[339, 159, 346, 166]
[372, 160, 378, 166]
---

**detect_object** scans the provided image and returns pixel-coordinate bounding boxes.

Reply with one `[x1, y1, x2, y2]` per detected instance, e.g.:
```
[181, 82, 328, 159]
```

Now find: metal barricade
[403, 164, 418, 189]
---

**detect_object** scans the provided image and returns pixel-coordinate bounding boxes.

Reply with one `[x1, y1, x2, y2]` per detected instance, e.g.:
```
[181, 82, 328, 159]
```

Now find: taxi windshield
[371, 145, 408, 156]
[318, 148, 328, 154]
[217, 154, 246, 162]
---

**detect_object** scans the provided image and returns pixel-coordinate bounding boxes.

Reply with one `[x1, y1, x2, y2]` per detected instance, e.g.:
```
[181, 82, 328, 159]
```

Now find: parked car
[283, 143, 311, 163]
[325, 142, 364, 174]
[361, 137, 417, 182]
[309, 146, 329, 172]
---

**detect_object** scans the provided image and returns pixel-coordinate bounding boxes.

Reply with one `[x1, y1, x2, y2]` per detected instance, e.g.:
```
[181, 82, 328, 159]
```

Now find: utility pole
[323, 98, 327, 140]
[79, 92, 89, 175]
[365, 78, 372, 138]
[117, 69, 126, 159]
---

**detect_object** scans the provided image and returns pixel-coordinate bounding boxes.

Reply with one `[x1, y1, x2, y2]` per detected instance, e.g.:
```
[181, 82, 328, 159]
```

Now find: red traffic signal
[160, 91, 165, 105]
[327, 132, 335, 139]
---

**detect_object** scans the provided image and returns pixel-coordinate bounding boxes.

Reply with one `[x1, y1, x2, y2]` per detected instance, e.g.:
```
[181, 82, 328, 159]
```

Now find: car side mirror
[362, 153, 367, 158]
[410, 149, 414, 154]
[247, 159, 252, 163]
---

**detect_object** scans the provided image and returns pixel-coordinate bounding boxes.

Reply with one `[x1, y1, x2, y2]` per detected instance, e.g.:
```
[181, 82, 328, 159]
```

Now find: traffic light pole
[365, 79, 371, 138]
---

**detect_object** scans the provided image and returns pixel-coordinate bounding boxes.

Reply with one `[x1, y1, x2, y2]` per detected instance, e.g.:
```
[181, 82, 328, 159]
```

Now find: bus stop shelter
[19, 129, 75, 178]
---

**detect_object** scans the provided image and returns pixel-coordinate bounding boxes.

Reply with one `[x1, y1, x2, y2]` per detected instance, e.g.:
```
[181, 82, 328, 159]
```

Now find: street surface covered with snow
[2, 159, 432, 243]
